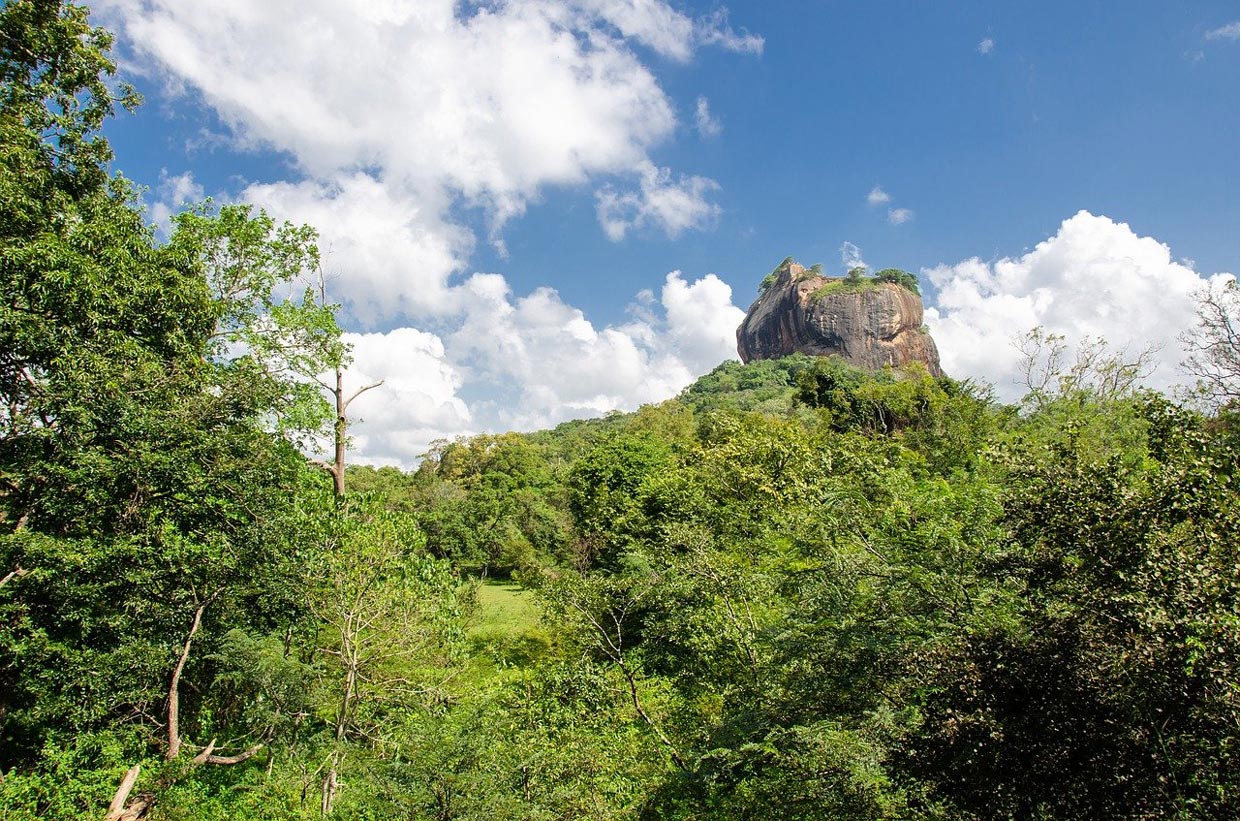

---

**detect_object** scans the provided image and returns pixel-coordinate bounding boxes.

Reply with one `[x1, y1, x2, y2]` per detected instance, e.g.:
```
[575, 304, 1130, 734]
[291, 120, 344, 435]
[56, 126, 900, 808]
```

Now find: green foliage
[873, 267, 921, 295]
[907, 397, 1240, 819]
[567, 432, 674, 567]
[812, 274, 878, 300]
[681, 355, 817, 415]
[5, 6, 1239, 819]
[808, 268, 921, 301]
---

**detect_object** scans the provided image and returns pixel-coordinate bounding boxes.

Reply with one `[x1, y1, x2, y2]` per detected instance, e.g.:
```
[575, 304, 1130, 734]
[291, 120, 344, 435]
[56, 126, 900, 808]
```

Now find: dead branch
[103, 765, 150, 821]
[167, 594, 218, 760]
[105, 765, 140, 820]
[202, 742, 264, 766]
[189, 739, 217, 765]
[343, 380, 384, 412]
[0, 566, 26, 589]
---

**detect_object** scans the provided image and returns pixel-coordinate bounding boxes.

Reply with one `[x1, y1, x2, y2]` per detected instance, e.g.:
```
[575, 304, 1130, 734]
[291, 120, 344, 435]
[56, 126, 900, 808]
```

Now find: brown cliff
[736, 259, 943, 376]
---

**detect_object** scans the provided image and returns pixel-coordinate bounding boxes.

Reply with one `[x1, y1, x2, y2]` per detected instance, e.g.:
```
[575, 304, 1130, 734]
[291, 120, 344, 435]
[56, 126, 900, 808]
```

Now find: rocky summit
[736, 259, 943, 375]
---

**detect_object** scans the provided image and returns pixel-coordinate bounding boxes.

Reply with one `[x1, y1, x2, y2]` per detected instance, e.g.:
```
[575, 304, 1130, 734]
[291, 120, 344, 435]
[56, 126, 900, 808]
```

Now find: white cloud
[978, 37, 995, 55]
[695, 96, 722, 138]
[923, 211, 1234, 400]
[696, 8, 765, 54]
[99, 0, 672, 196]
[575, 1, 763, 61]
[241, 174, 471, 325]
[867, 186, 892, 206]
[321, 270, 745, 463]
[95, 0, 761, 464]
[576, 0, 697, 62]
[339, 328, 473, 466]
[840, 241, 867, 271]
[888, 207, 914, 225]
[96, 0, 751, 318]
[1205, 22, 1240, 41]
[446, 270, 745, 431]
[596, 161, 722, 241]
[148, 169, 204, 231]
[658, 271, 748, 373]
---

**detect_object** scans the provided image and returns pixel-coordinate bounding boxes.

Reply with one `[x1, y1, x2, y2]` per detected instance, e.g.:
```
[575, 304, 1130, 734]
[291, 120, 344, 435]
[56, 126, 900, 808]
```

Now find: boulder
[736, 259, 943, 376]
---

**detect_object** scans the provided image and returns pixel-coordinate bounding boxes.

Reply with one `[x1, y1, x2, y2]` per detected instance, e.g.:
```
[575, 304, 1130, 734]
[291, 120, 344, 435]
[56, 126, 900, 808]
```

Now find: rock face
[736, 260, 943, 376]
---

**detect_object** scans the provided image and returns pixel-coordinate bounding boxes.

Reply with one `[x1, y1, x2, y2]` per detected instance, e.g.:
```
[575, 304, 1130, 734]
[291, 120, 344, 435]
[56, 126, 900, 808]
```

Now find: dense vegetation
[2, 4, 1238, 819]
[757, 260, 922, 300]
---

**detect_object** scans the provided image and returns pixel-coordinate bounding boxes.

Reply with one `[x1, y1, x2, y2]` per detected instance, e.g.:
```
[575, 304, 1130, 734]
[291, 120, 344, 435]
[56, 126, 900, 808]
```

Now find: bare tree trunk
[167, 598, 212, 760]
[332, 366, 347, 497]
[320, 753, 339, 818]
[321, 610, 360, 816]
[310, 269, 382, 500]
[104, 765, 146, 821]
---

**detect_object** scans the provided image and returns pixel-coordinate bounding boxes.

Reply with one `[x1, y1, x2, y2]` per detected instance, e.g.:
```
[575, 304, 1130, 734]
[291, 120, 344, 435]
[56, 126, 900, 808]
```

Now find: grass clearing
[466, 580, 551, 671]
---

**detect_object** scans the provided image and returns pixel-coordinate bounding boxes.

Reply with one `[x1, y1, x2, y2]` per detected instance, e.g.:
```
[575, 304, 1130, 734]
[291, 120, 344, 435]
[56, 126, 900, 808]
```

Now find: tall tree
[1182, 279, 1240, 408]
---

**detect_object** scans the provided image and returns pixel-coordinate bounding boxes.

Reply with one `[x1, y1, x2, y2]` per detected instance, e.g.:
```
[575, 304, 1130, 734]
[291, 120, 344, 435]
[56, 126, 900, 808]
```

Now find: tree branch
[203, 742, 264, 766]
[105, 765, 141, 820]
[189, 739, 218, 765]
[342, 380, 384, 412]
[0, 566, 26, 589]
[167, 592, 219, 760]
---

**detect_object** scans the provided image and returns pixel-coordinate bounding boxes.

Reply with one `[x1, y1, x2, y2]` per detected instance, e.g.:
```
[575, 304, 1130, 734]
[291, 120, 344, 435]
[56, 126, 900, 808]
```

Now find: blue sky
[93, 0, 1239, 464]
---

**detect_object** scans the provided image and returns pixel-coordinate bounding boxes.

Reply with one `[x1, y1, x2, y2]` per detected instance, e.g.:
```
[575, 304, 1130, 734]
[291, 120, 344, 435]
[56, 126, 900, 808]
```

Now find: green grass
[810, 277, 877, 301]
[470, 581, 541, 637]
[467, 581, 551, 671]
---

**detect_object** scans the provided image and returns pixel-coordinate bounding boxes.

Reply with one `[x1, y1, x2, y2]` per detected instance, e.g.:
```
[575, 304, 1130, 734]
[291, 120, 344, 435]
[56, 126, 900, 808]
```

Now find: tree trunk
[321, 752, 340, 817]
[332, 366, 347, 498]
[167, 599, 211, 760]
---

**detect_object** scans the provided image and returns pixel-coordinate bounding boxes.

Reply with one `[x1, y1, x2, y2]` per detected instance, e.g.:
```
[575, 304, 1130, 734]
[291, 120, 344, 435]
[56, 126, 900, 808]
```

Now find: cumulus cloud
[97, 0, 748, 317]
[241, 174, 471, 325]
[923, 211, 1234, 400]
[339, 328, 473, 466]
[446, 270, 746, 432]
[94, 0, 763, 464]
[978, 37, 996, 54]
[596, 161, 722, 241]
[1205, 22, 1240, 41]
[866, 186, 892, 206]
[695, 96, 723, 138]
[888, 207, 914, 225]
[305, 270, 745, 464]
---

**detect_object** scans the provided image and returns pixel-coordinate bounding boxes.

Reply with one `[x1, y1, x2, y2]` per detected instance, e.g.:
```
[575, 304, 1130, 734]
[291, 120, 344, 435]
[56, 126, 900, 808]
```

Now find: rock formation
[736, 259, 943, 376]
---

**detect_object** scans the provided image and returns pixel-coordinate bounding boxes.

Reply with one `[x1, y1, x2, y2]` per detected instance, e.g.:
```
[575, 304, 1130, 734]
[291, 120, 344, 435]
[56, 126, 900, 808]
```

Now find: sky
[89, 0, 1240, 466]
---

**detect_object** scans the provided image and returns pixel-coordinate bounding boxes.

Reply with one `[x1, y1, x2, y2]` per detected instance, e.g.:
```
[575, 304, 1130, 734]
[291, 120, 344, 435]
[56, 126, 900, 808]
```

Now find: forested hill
[3, 3, 1240, 820]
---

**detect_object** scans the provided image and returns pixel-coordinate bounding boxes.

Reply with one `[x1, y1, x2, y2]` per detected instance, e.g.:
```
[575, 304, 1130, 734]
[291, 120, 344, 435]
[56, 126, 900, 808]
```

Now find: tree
[166, 204, 382, 498]
[1015, 326, 1158, 410]
[305, 500, 467, 815]
[0, 6, 360, 819]
[908, 397, 1240, 819]
[873, 268, 920, 295]
[1182, 278, 1240, 408]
